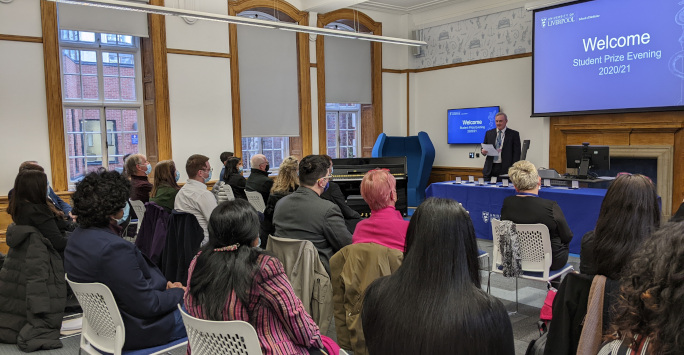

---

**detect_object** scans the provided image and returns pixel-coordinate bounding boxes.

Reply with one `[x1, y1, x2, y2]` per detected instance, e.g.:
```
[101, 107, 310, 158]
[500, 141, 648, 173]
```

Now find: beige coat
[330, 243, 404, 355]
[266, 235, 333, 335]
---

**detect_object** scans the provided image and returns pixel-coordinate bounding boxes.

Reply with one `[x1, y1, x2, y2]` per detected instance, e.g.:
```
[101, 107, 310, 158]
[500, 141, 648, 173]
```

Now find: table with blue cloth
[425, 182, 607, 255]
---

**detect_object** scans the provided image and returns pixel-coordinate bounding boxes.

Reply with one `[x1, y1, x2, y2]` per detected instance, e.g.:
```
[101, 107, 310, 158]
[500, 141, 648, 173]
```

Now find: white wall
[0, 1, 52, 193]
[410, 56, 550, 169]
[167, 54, 233, 181]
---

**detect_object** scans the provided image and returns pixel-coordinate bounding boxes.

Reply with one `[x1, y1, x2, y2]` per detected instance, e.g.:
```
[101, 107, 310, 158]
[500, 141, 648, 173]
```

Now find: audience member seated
[580, 173, 660, 277]
[150, 160, 181, 212]
[501, 160, 572, 271]
[222, 156, 247, 200]
[273, 155, 352, 274]
[246, 154, 274, 204]
[185, 199, 338, 355]
[64, 170, 186, 350]
[320, 155, 362, 234]
[0, 171, 68, 351]
[598, 221, 684, 355]
[544, 176, 658, 355]
[262, 156, 299, 237]
[6, 170, 70, 255]
[9, 161, 74, 221]
[174, 154, 218, 246]
[217, 151, 233, 182]
[361, 198, 514, 354]
[352, 168, 409, 252]
[124, 154, 153, 203]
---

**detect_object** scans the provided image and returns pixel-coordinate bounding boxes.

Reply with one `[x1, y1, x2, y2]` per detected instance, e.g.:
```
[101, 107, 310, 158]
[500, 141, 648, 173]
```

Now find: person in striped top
[598, 221, 684, 355]
[184, 199, 328, 355]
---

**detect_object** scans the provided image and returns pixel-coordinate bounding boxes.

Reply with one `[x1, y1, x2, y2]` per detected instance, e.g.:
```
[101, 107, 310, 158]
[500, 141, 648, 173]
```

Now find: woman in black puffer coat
[0, 170, 67, 352]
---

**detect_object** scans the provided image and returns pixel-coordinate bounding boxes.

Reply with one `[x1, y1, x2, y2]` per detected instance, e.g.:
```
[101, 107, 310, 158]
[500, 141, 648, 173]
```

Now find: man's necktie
[496, 130, 503, 150]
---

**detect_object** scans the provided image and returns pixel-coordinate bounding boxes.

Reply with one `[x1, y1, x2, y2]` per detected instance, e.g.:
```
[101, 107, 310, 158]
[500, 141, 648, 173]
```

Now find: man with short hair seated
[174, 154, 217, 246]
[273, 155, 352, 273]
[246, 154, 274, 204]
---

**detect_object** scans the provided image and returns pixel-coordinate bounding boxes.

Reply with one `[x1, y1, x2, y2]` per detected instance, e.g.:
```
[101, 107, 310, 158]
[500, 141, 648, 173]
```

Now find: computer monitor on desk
[566, 143, 609, 179]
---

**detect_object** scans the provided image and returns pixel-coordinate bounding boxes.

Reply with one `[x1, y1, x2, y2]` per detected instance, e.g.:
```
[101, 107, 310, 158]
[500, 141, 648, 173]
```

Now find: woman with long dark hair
[7, 170, 69, 252]
[150, 160, 181, 211]
[0, 170, 69, 351]
[361, 198, 514, 355]
[580, 173, 660, 278]
[222, 156, 247, 200]
[598, 221, 684, 355]
[185, 199, 330, 355]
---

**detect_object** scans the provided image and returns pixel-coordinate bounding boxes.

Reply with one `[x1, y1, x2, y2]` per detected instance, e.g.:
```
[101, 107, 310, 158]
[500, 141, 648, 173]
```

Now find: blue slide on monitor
[447, 106, 499, 144]
[533, 0, 683, 115]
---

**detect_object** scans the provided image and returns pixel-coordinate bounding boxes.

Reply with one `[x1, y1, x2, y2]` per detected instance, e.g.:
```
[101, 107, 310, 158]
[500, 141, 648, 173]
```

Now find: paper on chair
[481, 144, 499, 156]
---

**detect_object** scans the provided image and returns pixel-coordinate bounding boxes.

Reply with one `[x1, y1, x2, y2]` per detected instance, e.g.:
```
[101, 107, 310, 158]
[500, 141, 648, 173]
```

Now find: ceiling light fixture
[47, 0, 427, 46]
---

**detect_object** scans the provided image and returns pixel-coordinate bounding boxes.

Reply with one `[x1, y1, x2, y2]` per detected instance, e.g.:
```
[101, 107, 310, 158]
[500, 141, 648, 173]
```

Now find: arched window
[317, 10, 382, 157]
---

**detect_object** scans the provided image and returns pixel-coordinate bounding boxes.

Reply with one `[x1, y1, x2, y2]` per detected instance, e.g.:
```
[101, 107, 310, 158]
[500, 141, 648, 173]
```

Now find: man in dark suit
[482, 112, 521, 180]
[273, 155, 352, 274]
[246, 154, 274, 204]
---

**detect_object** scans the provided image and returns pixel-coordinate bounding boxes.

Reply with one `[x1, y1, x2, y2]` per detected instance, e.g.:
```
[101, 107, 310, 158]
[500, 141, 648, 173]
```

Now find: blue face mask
[175, 170, 181, 182]
[116, 203, 130, 225]
[255, 237, 261, 248]
[323, 181, 330, 193]
[204, 169, 212, 183]
[145, 163, 152, 175]
[238, 167, 244, 174]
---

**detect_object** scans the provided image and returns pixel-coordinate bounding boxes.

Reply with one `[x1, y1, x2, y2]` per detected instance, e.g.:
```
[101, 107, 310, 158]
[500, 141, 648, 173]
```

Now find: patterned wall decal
[411, 7, 532, 69]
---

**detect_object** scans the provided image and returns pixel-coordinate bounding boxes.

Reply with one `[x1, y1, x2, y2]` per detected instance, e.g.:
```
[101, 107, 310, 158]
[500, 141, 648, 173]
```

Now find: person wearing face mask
[64, 169, 187, 351]
[124, 154, 153, 203]
[220, 156, 247, 201]
[273, 155, 352, 275]
[174, 154, 218, 246]
[150, 160, 181, 212]
[246, 154, 274, 205]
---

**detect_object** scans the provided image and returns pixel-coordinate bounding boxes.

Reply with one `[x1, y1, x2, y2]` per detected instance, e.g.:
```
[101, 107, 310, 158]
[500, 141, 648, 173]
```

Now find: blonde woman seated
[501, 160, 572, 271]
[352, 169, 409, 251]
[262, 156, 299, 237]
[185, 199, 339, 355]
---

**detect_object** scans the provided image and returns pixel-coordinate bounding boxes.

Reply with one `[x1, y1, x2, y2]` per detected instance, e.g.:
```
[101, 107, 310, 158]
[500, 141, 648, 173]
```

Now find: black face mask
[264, 164, 270, 172]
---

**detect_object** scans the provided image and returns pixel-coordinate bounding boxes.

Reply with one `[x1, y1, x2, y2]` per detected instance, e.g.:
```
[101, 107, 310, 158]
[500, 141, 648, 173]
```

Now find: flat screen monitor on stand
[566, 143, 610, 179]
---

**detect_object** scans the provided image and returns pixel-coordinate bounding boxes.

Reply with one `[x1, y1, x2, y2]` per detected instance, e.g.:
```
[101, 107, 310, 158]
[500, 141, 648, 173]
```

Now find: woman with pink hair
[352, 169, 409, 251]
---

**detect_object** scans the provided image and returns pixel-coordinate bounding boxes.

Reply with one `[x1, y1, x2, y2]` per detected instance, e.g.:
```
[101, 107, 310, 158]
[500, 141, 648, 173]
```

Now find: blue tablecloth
[425, 182, 607, 255]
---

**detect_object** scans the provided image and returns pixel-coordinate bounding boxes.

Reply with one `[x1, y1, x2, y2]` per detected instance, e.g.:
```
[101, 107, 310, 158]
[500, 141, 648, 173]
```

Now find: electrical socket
[469, 152, 475, 159]
[476, 153, 480, 158]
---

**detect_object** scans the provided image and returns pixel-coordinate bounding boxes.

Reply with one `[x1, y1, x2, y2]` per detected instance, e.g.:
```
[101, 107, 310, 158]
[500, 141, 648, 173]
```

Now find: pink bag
[321, 335, 341, 355]
[540, 287, 557, 321]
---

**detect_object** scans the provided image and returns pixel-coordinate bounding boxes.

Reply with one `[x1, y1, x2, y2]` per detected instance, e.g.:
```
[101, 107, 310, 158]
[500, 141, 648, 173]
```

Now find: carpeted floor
[0, 238, 578, 355]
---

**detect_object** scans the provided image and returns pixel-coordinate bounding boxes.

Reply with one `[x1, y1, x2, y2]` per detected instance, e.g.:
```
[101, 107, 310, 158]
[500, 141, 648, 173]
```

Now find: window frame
[325, 103, 361, 158]
[241, 136, 290, 171]
[58, 30, 145, 187]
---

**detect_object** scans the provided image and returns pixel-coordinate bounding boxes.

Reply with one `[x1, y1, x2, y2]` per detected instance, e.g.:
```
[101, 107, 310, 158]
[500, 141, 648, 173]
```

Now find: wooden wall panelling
[141, 35, 159, 166]
[228, 22, 243, 155]
[316, 33, 326, 155]
[41, 0, 67, 192]
[0, 197, 11, 255]
[549, 112, 684, 215]
[428, 167, 483, 185]
[297, 30, 312, 156]
[360, 104, 374, 157]
[0, 34, 42, 43]
[148, 0, 172, 161]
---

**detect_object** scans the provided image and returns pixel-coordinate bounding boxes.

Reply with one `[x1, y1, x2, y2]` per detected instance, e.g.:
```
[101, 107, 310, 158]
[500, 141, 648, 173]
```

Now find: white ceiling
[353, 0, 471, 14]
[301, 0, 473, 15]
